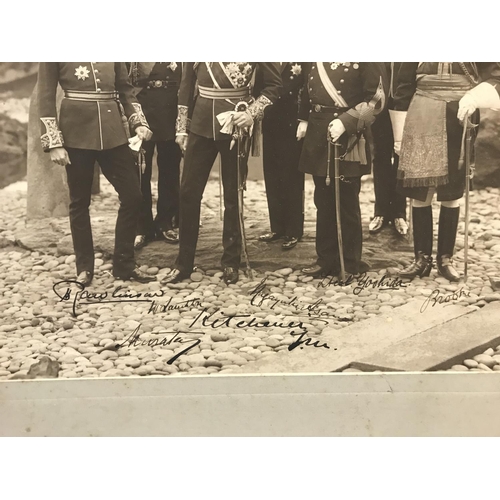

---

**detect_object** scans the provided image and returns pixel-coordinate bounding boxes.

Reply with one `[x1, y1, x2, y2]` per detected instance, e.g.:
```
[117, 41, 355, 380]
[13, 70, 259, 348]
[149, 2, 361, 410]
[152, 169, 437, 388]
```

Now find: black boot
[437, 206, 460, 282]
[399, 206, 433, 280]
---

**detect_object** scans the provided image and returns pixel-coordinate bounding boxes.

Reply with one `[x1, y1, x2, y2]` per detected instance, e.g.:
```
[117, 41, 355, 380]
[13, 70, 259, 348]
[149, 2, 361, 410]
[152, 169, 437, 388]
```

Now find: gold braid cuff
[176, 105, 190, 135]
[40, 117, 64, 151]
[248, 95, 272, 121]
[129, 103, 150, 130]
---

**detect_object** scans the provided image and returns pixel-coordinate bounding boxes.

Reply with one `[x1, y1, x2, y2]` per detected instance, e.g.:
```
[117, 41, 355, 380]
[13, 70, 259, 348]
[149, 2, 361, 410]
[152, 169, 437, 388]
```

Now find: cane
[233, 101, 253, 280]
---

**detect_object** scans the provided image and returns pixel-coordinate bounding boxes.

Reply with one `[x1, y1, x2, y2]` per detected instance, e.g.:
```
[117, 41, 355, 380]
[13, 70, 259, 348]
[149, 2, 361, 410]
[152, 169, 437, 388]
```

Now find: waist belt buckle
[314, 104, 322, 112]
[154, 80, 163, 88]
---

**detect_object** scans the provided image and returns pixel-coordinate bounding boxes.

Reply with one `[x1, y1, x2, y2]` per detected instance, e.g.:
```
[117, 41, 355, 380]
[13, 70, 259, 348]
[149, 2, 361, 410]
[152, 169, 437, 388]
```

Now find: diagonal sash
[317, 62, 349, 108]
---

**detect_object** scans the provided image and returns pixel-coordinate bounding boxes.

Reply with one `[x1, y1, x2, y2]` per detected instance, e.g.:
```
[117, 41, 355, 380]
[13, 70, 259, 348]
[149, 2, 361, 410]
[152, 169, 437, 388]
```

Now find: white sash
[317, 62, 349, 108]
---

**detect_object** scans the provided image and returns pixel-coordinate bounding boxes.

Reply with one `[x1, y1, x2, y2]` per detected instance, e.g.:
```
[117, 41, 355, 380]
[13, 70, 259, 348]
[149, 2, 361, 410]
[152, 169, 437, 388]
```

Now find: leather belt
[64, 90, 118, 101]
[198, 85, 250, 100]
[146, 80, 179, 89]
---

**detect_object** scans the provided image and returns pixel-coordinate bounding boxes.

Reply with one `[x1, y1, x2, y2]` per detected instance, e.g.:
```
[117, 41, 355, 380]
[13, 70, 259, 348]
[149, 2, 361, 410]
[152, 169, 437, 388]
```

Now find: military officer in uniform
[162, 62, 282, 285]
[298, 62, 388, 278]
[258, 62, 305, 250]
[128, 62, 182, 249]
[369, 62, 408, 236]
[38, 62, 156, 285]
[393, 62, 500, 281]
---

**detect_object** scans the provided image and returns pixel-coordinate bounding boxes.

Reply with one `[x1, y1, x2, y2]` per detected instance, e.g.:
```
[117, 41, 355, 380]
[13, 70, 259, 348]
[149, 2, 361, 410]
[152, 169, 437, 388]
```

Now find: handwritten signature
[420, 287, 471, 313]
[52, 280, 199, 317]
[317, 272, 408, 295]
[117, 324, 201, 364]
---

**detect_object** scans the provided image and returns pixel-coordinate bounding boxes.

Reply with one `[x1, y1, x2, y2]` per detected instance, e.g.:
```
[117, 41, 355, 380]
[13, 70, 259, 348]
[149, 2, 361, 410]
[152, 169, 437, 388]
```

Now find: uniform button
[340, 79, 344, 84]
[345, 63, 351, 67]
[344, 68, 349, 72]
[334, 113, 339, 118]
[353, 63, 359, 69]
[96, 88, 101, 92]
[108, 110, 111, 113]
[96, 78, 101, 83]
[310, 76, 314, 80]
[312, 66, 315, 69]
[94, 69, 99, 73]
[290, 76, 293, 80]
[289, 91, 293, 95]
[338, 90, 342, 94]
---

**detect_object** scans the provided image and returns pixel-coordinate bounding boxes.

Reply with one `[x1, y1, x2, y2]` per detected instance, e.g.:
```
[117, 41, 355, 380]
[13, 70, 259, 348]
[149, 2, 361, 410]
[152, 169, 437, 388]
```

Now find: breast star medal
[168, 62, 178, 71]
[74, 65, 90, 80]
[291, 63, 302, 75]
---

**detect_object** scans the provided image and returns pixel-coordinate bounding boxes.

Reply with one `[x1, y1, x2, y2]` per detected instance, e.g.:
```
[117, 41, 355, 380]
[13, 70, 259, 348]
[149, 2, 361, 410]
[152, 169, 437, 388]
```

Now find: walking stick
[233, 101, 253, 279]
[327, 141, 346, 282]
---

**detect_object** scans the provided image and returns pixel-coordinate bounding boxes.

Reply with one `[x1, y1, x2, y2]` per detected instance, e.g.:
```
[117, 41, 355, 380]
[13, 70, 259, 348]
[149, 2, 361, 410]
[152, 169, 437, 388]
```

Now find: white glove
[328, 119, 346, 143]
[394, 141, 402, 155]
[458, 93, 477, 122]
[296, 120, 308, 140]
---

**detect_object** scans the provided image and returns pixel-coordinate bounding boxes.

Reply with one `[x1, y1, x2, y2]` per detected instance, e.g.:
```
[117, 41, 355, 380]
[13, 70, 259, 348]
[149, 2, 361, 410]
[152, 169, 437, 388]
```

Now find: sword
[459, 111, 477, 284]
[332, 141, 346, 282]
[233, 101, 253, 279]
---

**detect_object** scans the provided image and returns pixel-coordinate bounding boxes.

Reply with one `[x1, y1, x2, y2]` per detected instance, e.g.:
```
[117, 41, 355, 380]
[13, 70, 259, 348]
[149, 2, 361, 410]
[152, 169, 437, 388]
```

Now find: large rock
[26, 81, 70, 218]
[0, 113, 27, 189]
[475, 109, 500, 189]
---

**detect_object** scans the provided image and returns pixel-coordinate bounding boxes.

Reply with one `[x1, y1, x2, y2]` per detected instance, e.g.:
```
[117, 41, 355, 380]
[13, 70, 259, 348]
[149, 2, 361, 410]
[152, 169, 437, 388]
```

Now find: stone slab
[27, 82, 69, 219]
[354, 301, 500, 372]
[240, 300, 476, 374]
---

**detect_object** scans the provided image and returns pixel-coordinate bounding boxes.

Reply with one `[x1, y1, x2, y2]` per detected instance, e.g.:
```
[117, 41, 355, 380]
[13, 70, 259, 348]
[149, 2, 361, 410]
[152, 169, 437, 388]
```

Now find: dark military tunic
[38, 62, 147, 151]
[299, 62, 388, 178]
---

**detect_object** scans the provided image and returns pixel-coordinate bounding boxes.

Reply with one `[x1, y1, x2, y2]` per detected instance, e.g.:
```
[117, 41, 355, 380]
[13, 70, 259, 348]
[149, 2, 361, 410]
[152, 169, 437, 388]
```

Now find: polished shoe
[223, 267, 239, 284]
[393, 218, 408, 236]
[302, 264, 333, 278]
[115, 266, 156, 283]
[259, 232, 283, 242]
[282, 236, 299, 250]
[369, 216, 387, 234]
[398, 252, 433, 280]
[76, 271, 93, 286]
[160, 268, 190, 285]
[158, 229, 179, 244]
[437, 254, 460, 282]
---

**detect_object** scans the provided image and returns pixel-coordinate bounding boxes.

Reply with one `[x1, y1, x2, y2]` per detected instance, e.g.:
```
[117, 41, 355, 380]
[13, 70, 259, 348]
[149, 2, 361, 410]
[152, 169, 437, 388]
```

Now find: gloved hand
[296, 120, 308, 140]
[176, 134, 188, 153]
[136, 125, 153, 141]
[394, 141, 402, 155]
[328, 119, 346, 143]
[458, 93, 477, 122]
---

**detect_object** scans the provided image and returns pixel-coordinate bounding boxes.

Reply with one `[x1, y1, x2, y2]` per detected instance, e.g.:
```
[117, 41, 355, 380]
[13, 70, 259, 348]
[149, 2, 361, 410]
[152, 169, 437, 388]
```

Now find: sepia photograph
[1, 56, 500, 442]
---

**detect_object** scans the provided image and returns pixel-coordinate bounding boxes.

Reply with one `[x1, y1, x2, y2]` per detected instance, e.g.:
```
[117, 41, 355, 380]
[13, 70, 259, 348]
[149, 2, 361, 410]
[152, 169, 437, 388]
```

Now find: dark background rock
[0, 113, 27, 188]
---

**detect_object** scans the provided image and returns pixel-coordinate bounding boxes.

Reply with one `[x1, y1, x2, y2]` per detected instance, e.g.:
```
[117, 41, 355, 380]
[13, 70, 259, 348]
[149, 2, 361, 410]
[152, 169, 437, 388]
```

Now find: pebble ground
[1, 176, 500, 379]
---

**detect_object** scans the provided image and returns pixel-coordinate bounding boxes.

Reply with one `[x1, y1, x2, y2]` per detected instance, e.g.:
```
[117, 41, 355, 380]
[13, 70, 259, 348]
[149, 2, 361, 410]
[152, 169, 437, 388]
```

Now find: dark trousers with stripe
[65, 144, 142, 277]
[175, 132, 244, 274]
[137, 139, 181, 238]
[313, 175, 362, 275]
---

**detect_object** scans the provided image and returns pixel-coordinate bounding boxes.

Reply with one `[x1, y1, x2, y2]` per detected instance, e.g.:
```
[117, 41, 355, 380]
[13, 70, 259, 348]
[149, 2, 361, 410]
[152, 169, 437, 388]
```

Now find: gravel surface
[1, 178, 500, 379]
